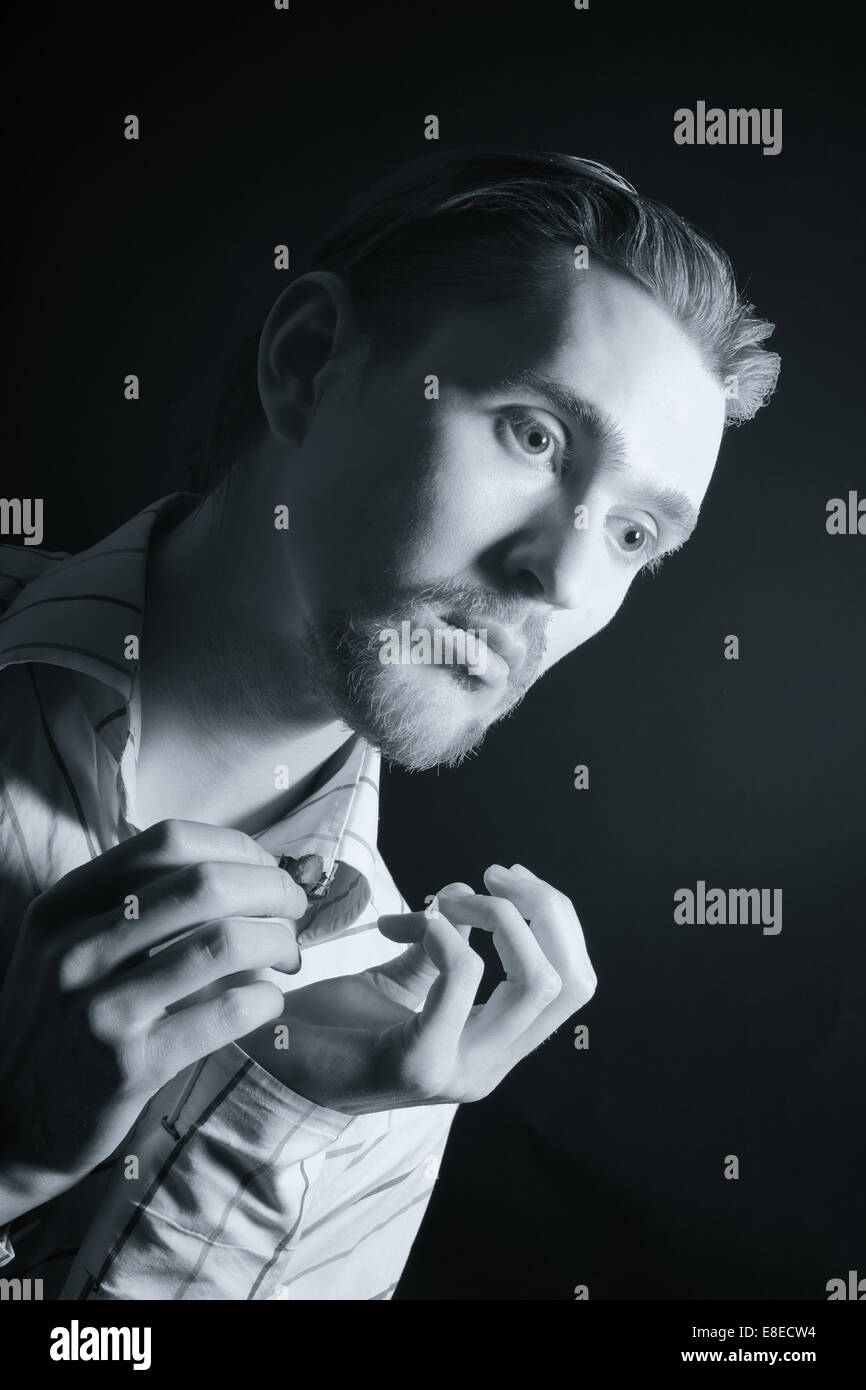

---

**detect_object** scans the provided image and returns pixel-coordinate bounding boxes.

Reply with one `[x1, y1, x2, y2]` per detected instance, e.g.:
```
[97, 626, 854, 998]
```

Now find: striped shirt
[0, 492, 457, 1299]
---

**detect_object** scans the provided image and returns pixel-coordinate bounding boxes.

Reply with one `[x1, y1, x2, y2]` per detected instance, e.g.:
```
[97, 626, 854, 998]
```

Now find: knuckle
[144, 817, 187, 856]
[536, 880, 575, 917]
[55, 938, 95, 991]
[183, 860, 223, 903]
[483, 897, 515, 928]
[201, 922, 237, 970]
[141, 1027, 173, 1085]
[83, 991, 121, 1042]
[530, 967, 562, 1005]
[228, 826, 260, 862]
[217, 987, 252, 1034]
[565, 968, 597, 1010]
[113, 1035, 146, 1088]
[546, 883, 571, 910]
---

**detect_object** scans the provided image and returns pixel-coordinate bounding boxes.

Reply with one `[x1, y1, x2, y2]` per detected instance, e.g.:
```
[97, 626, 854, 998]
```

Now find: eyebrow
[495, 367, 701, 545]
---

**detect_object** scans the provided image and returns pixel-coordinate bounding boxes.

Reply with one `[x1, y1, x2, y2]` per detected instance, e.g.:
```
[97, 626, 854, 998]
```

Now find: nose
[502, 503, 599, 612]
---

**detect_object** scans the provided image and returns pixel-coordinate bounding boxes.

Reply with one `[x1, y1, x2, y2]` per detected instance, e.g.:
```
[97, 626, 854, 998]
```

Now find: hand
[240, 863, 597, 1113]
[0, 819, 307, 1221]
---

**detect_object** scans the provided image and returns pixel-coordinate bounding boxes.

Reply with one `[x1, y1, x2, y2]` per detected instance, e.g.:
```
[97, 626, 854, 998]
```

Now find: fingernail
[486, 864, 515, 880]
[438, 882, 474, 896]
[509, 863, 534, 878]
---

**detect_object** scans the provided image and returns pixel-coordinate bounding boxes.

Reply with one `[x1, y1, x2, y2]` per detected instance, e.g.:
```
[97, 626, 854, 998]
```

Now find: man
[0, 150, 779, 1299]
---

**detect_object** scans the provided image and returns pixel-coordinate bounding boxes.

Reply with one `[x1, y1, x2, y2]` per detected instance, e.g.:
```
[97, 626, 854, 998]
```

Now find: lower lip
[435, 620, 510, 690]
[474, 645, 509, 688]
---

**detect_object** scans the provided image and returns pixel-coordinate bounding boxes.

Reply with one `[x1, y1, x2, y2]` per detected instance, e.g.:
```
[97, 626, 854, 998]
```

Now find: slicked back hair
[196, 148, 780, 493]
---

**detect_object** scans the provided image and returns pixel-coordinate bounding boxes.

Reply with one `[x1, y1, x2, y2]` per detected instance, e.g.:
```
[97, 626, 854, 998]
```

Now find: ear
[256, 271, 367, 445]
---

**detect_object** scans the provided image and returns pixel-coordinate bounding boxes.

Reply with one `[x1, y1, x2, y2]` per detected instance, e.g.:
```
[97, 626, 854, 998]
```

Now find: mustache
[334, 579, 550, 682]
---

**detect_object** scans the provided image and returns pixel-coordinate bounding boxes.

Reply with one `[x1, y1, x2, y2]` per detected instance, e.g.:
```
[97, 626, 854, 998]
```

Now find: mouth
[439, 611, 522, 690]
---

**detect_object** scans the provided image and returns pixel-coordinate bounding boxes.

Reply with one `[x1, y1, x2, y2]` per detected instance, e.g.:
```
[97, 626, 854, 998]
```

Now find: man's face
[283, 256, 725, 769]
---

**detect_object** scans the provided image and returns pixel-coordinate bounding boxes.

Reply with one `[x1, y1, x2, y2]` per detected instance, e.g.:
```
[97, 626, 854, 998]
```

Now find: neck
[133, 469, 351, 834]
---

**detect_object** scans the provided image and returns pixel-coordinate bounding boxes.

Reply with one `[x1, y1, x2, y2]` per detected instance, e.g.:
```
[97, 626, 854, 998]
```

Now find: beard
[301, 579, 549, 772]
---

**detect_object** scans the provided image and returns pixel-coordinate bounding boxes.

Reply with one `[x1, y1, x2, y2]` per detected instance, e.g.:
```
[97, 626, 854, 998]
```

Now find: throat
[132, 715, 356, 837]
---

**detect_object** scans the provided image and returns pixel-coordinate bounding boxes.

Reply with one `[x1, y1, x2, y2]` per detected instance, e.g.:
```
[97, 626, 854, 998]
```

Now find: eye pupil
[525, 426, 549, 452]
[624, 526, 644, 549]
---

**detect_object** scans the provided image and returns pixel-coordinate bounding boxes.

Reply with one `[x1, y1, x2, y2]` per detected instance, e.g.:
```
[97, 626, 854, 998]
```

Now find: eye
[516, 419, 552, 454]
[606, 514, 658, 564]
[497, 409, 566, 474]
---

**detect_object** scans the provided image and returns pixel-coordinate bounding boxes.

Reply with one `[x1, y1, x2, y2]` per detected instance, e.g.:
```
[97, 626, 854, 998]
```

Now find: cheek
[429, 422, 495, 511]
[301, 425, 427, 580]
[397, 424, 500, 563]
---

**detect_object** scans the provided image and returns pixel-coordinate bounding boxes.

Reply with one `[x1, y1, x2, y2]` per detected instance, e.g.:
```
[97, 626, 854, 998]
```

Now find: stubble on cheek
[299, 600, 523, 771]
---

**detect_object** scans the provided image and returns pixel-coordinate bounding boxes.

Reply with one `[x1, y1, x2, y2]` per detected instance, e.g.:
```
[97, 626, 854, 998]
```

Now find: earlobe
[256, 271, 364, 445]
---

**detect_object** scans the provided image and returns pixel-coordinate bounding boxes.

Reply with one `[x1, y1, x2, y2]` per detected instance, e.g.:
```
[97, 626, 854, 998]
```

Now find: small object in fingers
[278, 852, 332, 901]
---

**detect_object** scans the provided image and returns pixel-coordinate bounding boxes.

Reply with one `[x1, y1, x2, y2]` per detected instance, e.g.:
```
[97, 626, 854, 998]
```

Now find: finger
[106, 916, 301, 1023]
[378, 909, 479, 1003]
[436, 891, 563, 1047]
[405, 888, 555, 1035]
[32, 819, 282, 928]
[377, 910, 440, 996]
[373, 885, 474, 1003]
[479, 865, 597, 1057]
[376, 910, 430, 946]
[60, 861, 307, 984]
[436, 890, 550, 984]
[484, 864, 594, 990]
[433, 883, 474, 942]
[377, 883, 473, 946]
[150, 979, 286, 1079]
[413, 915, 484, 1049]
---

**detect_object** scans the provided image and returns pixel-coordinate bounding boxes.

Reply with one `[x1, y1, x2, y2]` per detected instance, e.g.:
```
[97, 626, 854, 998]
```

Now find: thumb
[374, 884, 472, 999]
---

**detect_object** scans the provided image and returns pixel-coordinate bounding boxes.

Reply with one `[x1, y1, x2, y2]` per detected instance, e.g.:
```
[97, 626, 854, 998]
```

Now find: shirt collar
[0, 493, 194, 697]
[0, 493, 382, 943]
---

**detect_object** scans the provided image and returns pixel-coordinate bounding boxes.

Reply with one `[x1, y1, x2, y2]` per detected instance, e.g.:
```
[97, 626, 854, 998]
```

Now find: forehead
[420, 253, 726, 505]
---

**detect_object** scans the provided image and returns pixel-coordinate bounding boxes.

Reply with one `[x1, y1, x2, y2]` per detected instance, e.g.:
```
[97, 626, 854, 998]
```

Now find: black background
[2, 1, 863, 1300]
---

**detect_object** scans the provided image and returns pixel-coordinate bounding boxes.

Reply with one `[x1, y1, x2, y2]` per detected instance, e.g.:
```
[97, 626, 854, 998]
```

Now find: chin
[376, 720, 491, 772]
[303, 616, 513, 770]
[367, 679, 493, 770]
